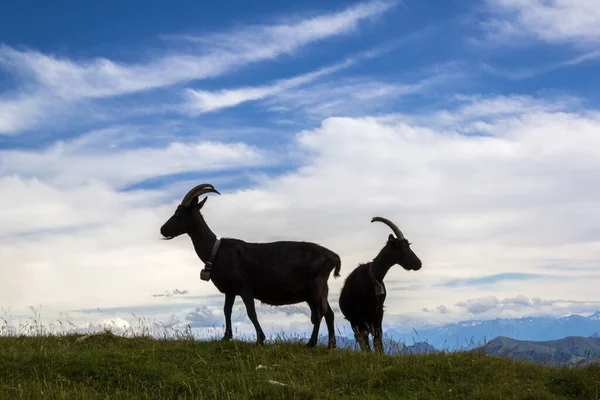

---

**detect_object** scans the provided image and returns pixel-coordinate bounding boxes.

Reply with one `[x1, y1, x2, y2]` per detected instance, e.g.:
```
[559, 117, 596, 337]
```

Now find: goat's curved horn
[371, 216, 405, 240]
[181, 183, 221, 206]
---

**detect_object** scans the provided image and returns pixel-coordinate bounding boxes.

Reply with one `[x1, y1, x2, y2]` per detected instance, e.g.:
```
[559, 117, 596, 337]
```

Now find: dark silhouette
[338, 217, 422, 352]
[160, 183, 342, 348]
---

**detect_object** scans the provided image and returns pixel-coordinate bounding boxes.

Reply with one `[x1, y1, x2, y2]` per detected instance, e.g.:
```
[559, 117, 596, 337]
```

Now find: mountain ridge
[474, 335, 600, 366]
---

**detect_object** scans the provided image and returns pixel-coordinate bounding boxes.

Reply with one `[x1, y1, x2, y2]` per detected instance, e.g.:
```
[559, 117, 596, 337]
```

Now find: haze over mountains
[384, 311, 600, 351]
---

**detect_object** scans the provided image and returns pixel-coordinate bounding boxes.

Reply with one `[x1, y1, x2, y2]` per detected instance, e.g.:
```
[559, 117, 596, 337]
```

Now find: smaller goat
[338, 217, 422, 352]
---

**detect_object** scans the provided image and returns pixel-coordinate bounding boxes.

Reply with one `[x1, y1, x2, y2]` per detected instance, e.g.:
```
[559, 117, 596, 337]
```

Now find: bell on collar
[200, 268, 211, 281]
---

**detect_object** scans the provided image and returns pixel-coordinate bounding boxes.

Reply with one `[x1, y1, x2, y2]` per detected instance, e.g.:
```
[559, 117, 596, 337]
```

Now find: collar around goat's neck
[204, 238, 220, 270]
[200, 238, 220, 282]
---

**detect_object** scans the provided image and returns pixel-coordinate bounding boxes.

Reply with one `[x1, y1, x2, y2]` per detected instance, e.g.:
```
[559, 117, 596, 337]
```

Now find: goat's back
[218, 238, 340, 305]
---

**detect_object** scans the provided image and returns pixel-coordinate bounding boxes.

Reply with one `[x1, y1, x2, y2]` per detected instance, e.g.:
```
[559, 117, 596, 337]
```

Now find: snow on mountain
[589, 311, 600, 320]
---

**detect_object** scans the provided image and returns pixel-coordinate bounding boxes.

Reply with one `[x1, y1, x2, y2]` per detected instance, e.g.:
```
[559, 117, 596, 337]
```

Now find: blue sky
[1, 0, 600, 339]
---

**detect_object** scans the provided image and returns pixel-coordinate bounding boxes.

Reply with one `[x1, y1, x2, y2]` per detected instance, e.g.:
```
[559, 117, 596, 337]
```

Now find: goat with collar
[160, 183, 342, 349]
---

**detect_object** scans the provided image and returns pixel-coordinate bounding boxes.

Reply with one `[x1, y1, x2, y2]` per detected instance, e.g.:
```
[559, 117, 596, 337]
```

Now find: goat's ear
[388, 234, 395, 243]
[189, 197, 199, 207]
[196, 196, 208, 210]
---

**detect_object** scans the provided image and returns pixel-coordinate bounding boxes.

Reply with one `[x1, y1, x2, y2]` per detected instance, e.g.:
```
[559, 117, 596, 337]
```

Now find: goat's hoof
[328, 342, 337, 349]
[306, 341, 317, 348]
[221, 335, 232, 341]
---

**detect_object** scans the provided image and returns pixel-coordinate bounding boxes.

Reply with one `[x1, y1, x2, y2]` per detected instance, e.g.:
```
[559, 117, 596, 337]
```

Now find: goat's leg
[319, 283, 336, 349]
[352, 323, 370, 352]
[373, 309, 384, 353]
[307, 280, 328, 347]
[361, 324, 372, 352]
[362, 331, 372, 352]
[240, 289, 266, 345]
[222, 292, 236, 341]
[307, 301, 322, 348]
[324, 302, 336, 349]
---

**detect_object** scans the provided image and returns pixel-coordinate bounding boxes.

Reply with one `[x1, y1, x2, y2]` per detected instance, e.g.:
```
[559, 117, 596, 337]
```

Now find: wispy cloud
[480, 48, 600, 80]
[540, 260, 600, 271]
[0, 2, 393, 100]
[0, 126, 270, 188]
[480, 0, 600, 47]
[395, 93, 582, 133]
[441, 273, 548, 288]
[0, 1, 395, 134]
[183, 57, 357, 115]
[454, 295, 600, 316]
[170, 1, 396, 51]
[259, 65, 460, 120]
[182, 34, 440, 117]
[151, 289, 189, 298]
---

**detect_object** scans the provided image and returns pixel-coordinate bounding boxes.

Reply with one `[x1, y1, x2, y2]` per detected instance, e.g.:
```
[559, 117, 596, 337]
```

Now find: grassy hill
[1, 332, 600, 399]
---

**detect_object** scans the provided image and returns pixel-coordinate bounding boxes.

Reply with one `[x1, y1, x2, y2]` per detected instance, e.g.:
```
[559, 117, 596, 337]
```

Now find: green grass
[1, 330, 600, 399]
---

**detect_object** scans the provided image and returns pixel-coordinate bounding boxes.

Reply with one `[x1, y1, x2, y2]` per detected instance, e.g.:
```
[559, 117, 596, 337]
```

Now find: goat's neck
[188, 213, 218, 263]
[371, 249, 395, 283]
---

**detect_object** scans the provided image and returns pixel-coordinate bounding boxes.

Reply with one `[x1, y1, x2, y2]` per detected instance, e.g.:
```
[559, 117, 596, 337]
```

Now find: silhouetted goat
[160, 183, 342, 348]
[338, 217, 422, 352]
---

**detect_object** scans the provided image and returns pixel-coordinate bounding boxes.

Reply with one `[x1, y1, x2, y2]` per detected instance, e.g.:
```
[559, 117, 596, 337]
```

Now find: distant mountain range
[384, 311, 600, 351]
[311, 312, 600, 366]
[475, 336, 600, 367]
[317, 333, 600, 367]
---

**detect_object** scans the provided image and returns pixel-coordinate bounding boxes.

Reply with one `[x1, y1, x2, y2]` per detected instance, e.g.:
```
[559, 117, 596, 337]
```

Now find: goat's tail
[333, 254, 341, 278]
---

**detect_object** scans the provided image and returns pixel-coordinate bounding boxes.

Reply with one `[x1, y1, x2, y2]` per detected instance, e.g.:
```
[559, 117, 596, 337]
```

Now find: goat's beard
[161, 236, 175, 240]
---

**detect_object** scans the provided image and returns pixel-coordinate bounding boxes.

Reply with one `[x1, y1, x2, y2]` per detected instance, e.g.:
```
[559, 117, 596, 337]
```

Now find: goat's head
[160, 183, 220, 240]
[372, 216, 422, 271]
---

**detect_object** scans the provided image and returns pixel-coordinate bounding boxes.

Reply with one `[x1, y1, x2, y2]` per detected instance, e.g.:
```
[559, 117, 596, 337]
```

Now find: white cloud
[200, 97, 600, 312]
[385, 93, 583, 133]
[0, 127, 269, 188]
[0, 176, 157, 238]
[454, 295, 600, 318]
[2, 94, 600, 336]
[456, 295, 531, 314]
[481, 0, 600, 46]
[0, 93, 53, 134]
[0, 180, 177, 311]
